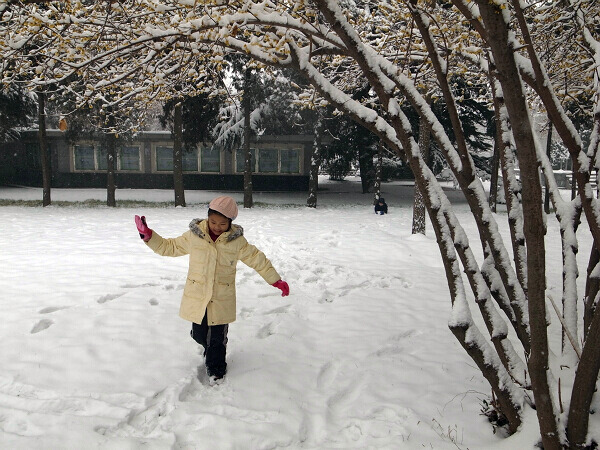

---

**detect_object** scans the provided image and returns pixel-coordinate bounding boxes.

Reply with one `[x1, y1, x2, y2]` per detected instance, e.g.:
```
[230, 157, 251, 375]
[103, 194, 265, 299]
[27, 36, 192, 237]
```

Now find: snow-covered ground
[0, 177, 589, 449]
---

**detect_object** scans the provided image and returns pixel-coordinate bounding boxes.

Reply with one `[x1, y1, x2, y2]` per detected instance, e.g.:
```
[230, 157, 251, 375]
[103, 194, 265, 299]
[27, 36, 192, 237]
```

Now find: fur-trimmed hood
[189, 218, 244, 242]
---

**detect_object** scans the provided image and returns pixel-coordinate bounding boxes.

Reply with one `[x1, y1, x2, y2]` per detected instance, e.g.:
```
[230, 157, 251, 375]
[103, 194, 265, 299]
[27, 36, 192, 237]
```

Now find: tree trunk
[409, 3, 531, 353]
[307, 117, 322, 208]
[105, 133, 116, 207]
[373, 140, 383, 204]
[490, 75, 529, 305]
[544, 123, 552, 214]
[37, 91, 51, 207]
[474, 1, 559, 447]
[583, 246, 600, 339]
[105, 113, 117, 207]
[412, 114, 430, 235]
[173, 101, 186, 207]
[560, 205, 582, 362]
[358, 148, 373, 194]
[567, 301, 600, 448]
[569, 122, 577, 201]
[243, 68, 253, 209]
[489, 138, 499, 213]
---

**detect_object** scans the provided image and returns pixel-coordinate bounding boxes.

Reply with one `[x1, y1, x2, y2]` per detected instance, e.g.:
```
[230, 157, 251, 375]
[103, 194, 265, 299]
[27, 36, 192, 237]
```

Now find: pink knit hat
[208, 196, 238, 220]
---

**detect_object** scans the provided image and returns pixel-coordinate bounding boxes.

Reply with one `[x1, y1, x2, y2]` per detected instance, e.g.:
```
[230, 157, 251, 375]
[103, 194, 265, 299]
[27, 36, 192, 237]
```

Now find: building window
[258, 149, 279, 173]
[156, 146, 173, 171]
[25, 143, 43, 170]
[236, 148, 256, 173]
[97, 147, 108, 171]
[119, 146, 141, 171]
[183, 148, 199, 172]
[200, 146, 220, 172]
[235, 147, 302, 174]
[74, 143, 142, 172]
[156, 146, 201, 172]
[280, 149, 300, 173]
[74, 145, 95, 171]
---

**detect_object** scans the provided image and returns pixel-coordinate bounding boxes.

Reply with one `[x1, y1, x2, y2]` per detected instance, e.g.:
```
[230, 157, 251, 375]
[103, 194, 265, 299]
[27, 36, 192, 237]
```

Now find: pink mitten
[272, 280, 289, 297]
[134, 215, 152, 242]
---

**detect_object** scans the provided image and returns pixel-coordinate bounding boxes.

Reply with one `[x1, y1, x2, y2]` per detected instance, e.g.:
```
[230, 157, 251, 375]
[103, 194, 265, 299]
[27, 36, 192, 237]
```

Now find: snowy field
[0, 177, 591, 449]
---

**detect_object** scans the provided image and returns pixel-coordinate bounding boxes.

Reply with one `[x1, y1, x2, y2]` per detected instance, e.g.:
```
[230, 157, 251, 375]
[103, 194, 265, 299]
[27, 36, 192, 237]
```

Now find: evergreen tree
[0, 86, 36, 141]
[159, 91, 224, 151]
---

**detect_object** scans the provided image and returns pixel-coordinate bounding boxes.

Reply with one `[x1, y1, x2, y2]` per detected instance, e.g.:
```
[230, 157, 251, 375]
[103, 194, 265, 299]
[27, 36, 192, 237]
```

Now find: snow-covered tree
[2, 1, 600, 447]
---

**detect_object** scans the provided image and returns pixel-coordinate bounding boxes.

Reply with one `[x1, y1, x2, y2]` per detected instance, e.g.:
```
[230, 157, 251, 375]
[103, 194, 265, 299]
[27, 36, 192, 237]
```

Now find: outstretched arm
[134, 215, 190, 257]
[239, 239, 289, 296]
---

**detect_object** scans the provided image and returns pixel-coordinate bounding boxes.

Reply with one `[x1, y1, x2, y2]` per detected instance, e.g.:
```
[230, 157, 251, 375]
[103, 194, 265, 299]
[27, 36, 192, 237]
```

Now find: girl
[134, 195, 289, 384]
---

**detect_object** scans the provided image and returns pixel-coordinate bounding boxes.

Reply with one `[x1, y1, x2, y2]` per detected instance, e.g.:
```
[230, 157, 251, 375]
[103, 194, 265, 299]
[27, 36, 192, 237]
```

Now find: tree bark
[412, 114, 430, 235]
[544, 123, 552, 214]
[583, 246, 600, 339]
[307, 117, 322, 208]
[105, 133, 116, 207]
[105, 114, 117, 207]
[37, 91, 51, 207]
[489, 138, 499, 213]
[243, 67, 253, 209]
[358, 148, 373, 194]
[490, 78, 528, 299]
[567, 300, 600, 449]
[509, 0, 600, 250]
[560, 205, 582, 361]
[475, 1, 559, 447]
[407, 4, 531, 353]
[173, 101, 186, 207]
[374, 140, 383, 203]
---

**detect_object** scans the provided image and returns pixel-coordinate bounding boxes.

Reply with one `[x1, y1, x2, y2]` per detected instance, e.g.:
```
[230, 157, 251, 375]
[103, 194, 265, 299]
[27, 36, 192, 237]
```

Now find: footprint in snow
[327, 379, 364, 413]
[264, 305, 291, 315]
[257, 292, 280, 299]
[31, 319, 53, 334]
[385, 276, 413, 289]
[317, 360, 340, 390]
[304, 275, 319, 284]
[339, 280, 370, 297]
[257, 321, 277, 339]
[120, 282, 161, 288]
[0, 414, 42, 437]
[318, 290, 334, 303]
[38, 306, 68, 314]
[97, 374, 197, 437]
[239, 306, 254, 319]
[373, 329, 421, 357]
[96, 293, 125, 304]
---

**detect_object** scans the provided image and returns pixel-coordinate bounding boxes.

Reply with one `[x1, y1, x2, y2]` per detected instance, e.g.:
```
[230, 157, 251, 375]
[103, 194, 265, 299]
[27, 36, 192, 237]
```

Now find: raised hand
[134, 215, 152, 242]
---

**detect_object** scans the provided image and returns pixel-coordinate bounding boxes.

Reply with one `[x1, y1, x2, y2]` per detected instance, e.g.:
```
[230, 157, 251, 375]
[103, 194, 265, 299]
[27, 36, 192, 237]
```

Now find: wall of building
[1, 130, 315, 191]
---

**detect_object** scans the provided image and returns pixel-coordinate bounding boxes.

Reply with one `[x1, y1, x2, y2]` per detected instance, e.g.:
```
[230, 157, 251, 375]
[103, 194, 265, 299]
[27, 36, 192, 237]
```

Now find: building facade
[0, 130, 316, 191]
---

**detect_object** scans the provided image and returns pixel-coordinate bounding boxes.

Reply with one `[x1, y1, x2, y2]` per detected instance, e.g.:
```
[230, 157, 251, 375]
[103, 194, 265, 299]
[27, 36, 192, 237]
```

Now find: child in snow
[134, 195, 289, 384]
[374, 197, 388, 215]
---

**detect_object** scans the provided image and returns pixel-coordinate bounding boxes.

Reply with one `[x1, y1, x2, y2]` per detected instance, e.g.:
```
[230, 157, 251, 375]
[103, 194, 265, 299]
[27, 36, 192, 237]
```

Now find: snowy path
[1, 181, 578, 449]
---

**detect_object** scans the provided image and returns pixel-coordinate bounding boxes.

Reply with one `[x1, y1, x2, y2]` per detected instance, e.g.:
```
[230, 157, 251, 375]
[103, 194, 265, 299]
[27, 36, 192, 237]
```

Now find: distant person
[375, 197, 387, 216]
[134, 196, 289, 385]
[374, 197, 388, 215]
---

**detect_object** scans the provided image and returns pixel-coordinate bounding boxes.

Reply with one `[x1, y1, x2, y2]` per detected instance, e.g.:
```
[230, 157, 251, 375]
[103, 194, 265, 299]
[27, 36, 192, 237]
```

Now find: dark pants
[191, 312, 229, 378]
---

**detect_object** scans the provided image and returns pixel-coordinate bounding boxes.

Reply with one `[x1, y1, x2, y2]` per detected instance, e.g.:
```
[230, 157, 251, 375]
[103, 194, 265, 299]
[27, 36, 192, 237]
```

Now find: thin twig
[546, 295, 582, 359]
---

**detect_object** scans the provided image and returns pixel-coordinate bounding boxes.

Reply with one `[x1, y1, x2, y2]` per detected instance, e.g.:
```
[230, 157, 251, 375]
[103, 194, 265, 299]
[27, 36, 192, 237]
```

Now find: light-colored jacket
[146, 219, 281, 325]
